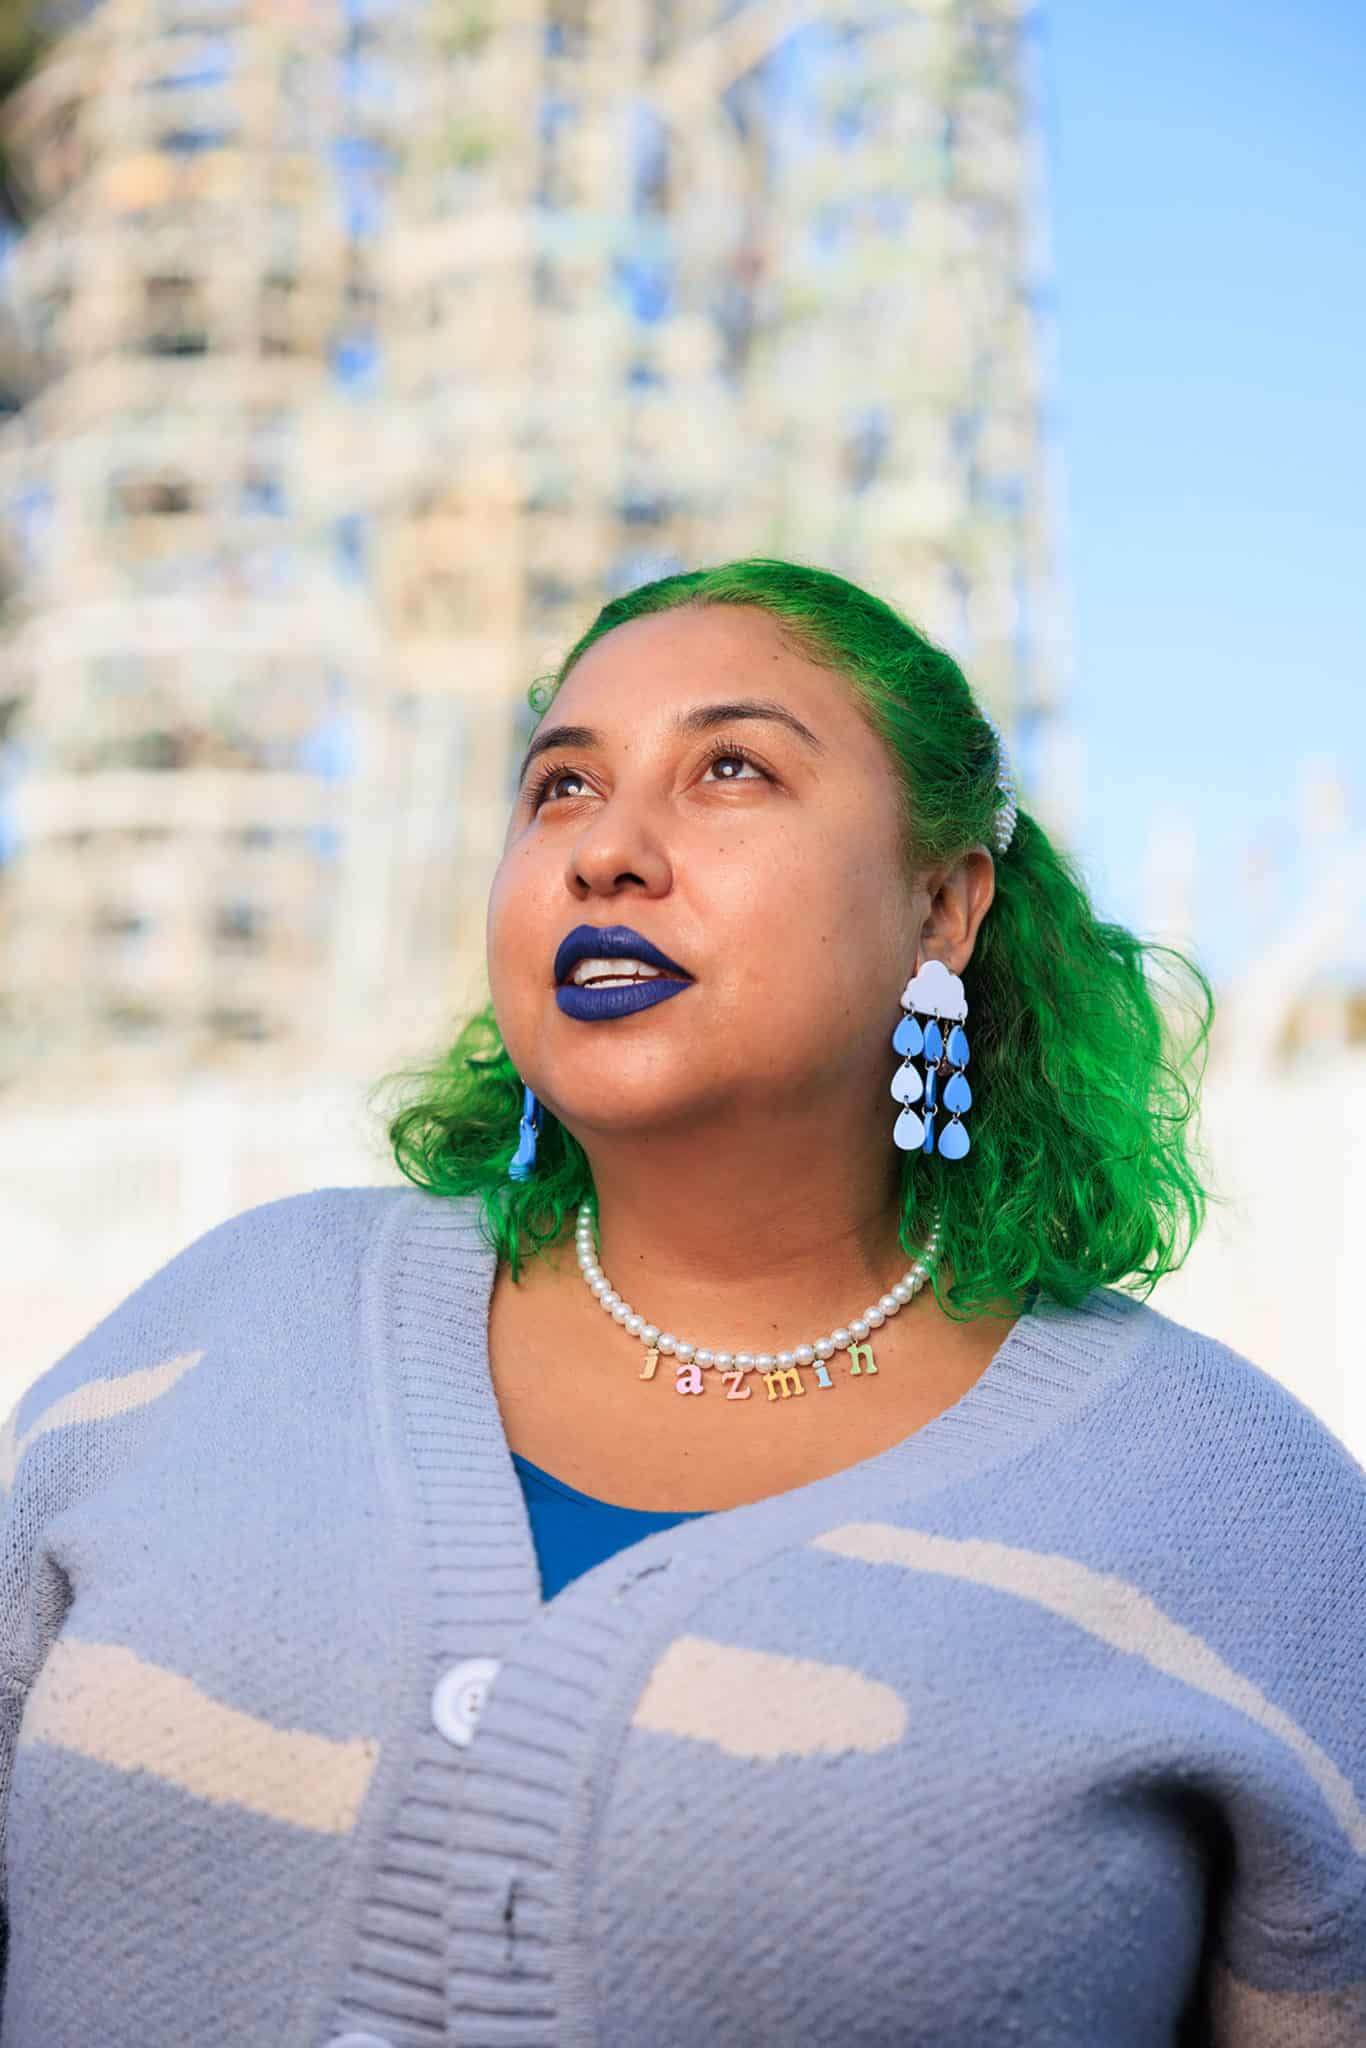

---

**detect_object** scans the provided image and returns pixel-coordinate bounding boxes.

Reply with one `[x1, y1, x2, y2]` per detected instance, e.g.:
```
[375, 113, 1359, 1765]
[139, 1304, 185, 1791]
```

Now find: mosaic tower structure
[0, 0, 422, 1093]
[0, 0, 1068, 1097]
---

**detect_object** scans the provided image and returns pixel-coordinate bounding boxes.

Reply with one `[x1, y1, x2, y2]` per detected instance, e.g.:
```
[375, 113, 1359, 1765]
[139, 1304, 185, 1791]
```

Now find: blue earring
[508, 1084, 542, 1180]
[890, 960, 972, 1160]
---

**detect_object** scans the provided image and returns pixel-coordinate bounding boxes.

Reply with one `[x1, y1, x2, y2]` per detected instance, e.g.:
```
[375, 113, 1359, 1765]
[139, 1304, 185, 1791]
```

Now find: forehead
[552, 604, 844, 721]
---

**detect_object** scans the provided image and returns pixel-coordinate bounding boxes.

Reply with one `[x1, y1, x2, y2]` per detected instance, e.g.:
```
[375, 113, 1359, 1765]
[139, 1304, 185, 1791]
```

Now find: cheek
[485, 861, 542, 1004]
[730, 867, 905, 1031]
[488, 838, 545, 925]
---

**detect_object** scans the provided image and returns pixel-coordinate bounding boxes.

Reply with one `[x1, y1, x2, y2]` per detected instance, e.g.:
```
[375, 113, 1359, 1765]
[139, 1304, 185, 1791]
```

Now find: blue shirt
[511, 1449, 713, 1600]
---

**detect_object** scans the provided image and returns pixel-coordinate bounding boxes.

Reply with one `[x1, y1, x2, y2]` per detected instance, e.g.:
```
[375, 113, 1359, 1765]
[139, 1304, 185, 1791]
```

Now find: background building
[0, 0, 421, 1093]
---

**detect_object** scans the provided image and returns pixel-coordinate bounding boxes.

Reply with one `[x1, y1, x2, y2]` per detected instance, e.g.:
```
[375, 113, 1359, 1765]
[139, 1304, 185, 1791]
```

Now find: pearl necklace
[574, 1197, 944, 1389]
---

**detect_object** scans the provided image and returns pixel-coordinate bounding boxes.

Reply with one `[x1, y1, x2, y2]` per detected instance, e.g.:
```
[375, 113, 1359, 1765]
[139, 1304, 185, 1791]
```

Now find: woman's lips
[553, 922, 692, 984]
[556, 977, 693, 1021]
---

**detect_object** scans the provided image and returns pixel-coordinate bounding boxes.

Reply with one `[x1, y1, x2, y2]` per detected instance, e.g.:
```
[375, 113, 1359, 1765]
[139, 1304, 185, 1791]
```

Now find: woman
[1, 558, 1362, 2047]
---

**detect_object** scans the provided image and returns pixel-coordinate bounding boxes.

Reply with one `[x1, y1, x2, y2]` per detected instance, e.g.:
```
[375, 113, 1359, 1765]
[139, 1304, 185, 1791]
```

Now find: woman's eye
[531, 745, 768, 809]
[538, 768, 584, 805]
[706, 750, 762, 781]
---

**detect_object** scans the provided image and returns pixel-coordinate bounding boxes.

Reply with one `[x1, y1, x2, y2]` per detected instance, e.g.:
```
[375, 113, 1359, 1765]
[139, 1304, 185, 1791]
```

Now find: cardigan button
[432, 1657, 502, 1747]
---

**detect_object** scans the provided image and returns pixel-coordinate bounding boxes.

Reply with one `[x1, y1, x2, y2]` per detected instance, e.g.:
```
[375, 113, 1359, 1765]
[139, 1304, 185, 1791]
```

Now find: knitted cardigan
[1, 1184, 1363, 2047]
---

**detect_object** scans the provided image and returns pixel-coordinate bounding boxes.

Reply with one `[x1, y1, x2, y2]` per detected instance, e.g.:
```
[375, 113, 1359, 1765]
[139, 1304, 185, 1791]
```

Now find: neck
[548, 1140, 942, 1351]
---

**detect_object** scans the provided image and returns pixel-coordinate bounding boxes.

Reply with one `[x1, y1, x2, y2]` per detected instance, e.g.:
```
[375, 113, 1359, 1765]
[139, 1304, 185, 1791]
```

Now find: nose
[564, 800, 672, 899]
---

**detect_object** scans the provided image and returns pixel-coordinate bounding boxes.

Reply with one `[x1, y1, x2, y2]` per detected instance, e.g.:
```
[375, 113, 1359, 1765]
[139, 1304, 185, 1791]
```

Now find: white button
[432, 1657, 502, 1747]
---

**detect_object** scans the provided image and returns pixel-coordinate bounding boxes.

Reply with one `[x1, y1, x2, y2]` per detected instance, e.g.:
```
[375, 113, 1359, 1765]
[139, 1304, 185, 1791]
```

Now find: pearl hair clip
[982, 706, 1018, 857]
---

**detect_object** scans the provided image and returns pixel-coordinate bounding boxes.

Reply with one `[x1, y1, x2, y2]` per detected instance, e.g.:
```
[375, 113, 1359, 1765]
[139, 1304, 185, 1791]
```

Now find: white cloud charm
[899, 958, 968, 1021]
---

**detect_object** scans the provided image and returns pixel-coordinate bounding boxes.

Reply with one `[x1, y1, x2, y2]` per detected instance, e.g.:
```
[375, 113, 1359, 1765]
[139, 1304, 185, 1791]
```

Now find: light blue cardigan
[1, 1184, 1363, 2046]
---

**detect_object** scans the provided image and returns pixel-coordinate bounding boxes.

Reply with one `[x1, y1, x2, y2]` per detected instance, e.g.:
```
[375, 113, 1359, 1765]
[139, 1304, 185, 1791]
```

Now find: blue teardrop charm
[947, 1024, 970, 1066]
[938, 1118, 970, 1160]
[922, 1018, 944, 1063]
[893, 1105, 925, 1151]
[891, 1060, 924, 1105]
[923, 1063, 937, 1109]
[892, 1012, 923, 1058]
[944, 1070, 972, 1113]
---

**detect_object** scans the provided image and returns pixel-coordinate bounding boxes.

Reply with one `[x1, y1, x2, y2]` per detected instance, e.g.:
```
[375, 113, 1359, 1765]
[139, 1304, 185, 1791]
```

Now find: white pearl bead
[574, 1197, 943, 1378]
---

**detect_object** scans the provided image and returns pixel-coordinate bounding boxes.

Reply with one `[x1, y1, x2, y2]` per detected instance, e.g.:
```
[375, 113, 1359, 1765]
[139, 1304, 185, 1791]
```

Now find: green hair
[370, 555, 1222, 1320]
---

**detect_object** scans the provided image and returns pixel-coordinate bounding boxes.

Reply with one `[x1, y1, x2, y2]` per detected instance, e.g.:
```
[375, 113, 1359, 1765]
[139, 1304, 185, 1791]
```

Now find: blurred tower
[0, 0, 1071, 1099]
[379, 0, 1072, 1002]
[0, 0, 422, 1095]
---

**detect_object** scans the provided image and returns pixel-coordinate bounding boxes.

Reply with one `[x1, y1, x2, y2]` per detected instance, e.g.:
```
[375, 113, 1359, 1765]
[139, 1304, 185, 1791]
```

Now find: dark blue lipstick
[554, 922, 694, 1023]
[557, 977, 692, 1021]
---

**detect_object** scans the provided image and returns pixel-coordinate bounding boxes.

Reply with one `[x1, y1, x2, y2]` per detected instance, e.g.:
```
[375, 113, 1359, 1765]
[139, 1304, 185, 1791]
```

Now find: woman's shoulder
[1089, 1286, 1366, 1505]
[3, 1183, 421, 1476]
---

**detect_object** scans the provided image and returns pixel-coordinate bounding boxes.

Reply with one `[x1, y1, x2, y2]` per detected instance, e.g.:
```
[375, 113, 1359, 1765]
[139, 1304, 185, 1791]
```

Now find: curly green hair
[369, 556, 1221, 1321]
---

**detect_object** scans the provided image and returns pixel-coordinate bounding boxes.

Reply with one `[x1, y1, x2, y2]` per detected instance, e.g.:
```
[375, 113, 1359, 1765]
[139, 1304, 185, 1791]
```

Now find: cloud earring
[508, 1084, 542, 1179]
[890, 959, 972, 1160]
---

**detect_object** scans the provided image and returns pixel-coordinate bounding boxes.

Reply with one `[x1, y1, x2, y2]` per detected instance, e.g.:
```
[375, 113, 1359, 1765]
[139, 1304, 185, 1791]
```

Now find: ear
[917, 848, 996, 975]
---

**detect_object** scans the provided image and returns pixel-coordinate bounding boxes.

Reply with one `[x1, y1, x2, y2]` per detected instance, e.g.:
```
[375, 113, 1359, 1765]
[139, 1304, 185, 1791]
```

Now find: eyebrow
[515, 697, 827, 792]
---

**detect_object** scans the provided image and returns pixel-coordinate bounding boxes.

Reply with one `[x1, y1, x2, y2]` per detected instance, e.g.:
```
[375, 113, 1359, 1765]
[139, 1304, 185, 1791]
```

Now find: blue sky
[1036, 0, 1363, 989]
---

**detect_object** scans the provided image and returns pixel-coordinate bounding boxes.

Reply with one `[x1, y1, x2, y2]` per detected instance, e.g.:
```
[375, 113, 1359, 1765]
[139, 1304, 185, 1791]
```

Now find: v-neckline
[383, 1187, 1158, 1621]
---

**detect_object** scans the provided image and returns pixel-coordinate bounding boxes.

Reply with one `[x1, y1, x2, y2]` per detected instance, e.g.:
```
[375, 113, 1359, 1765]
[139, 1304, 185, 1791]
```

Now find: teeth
[570, 957, 663, 987]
